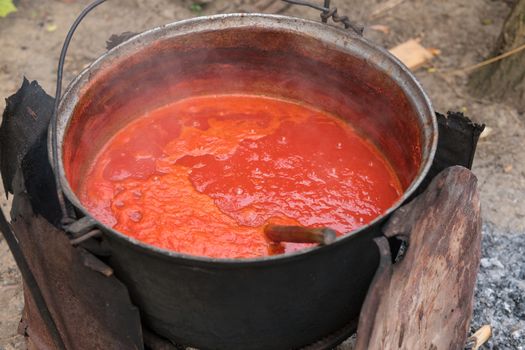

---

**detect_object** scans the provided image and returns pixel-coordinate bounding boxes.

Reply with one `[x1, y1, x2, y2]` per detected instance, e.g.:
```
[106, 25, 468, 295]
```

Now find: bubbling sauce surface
[78, 95, 403, 258]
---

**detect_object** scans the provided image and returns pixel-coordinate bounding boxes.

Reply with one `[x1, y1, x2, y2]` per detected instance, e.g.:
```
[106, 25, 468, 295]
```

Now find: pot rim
[52, 13, 438, 266]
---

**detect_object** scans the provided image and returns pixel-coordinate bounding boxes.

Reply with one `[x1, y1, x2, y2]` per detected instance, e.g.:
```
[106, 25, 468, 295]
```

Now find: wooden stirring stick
[264, 224, 337, 245]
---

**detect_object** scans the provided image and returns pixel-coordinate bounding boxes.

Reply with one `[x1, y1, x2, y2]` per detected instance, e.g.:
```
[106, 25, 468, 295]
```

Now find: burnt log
[355, 166, 482, 350]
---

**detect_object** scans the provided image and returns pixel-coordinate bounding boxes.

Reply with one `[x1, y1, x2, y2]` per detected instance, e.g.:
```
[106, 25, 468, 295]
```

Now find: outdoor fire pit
[0, 1, 486, 350]
[51, 12, 438, 350]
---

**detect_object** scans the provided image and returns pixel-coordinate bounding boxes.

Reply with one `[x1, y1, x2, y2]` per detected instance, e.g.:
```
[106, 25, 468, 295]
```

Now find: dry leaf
[428, 48, 441, 56]
[389, 39, 433, 70]
[369, 24, 390, 34]
[46, 23, 58, 32]
[481, 18, 493, 26]
[479, 126, 493, 139]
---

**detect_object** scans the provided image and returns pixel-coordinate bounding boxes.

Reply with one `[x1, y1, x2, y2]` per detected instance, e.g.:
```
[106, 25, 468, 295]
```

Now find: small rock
[480, 258, 491, 268]
[490, 258, 504, 269]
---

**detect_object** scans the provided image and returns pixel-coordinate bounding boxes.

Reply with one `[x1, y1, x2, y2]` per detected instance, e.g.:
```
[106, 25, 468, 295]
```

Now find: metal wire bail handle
[50, 0, 108, 229]
[282, 0, 364, 35]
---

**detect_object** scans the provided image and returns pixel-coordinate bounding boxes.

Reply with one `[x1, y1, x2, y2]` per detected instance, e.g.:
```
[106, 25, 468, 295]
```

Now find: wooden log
[468, 0, 525, 108]
[355, 166, 482, 350]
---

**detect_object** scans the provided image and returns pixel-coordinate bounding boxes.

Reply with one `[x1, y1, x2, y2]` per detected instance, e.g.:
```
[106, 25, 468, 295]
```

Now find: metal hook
[322, 0, 331, 23]
[281, 0, 363, 35]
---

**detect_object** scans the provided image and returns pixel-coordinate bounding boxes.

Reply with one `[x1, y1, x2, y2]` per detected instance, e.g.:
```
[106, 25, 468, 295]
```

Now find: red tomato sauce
[78, 95, 403, 258]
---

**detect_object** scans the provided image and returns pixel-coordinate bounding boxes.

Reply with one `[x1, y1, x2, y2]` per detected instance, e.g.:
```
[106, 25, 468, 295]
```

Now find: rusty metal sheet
[0, 78, 53, 196]
[11, 181, 144, 350]
[1, 78, 144, 350]
[0, 78, 62, 226]
[416, 112, 485, 195]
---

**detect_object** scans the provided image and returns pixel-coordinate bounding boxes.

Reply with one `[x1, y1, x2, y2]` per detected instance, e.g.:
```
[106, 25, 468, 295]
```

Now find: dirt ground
[0, 0, 524, 349]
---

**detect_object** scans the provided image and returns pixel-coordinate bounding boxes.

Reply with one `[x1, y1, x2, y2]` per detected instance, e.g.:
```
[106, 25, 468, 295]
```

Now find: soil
[0, 0, 523, 349]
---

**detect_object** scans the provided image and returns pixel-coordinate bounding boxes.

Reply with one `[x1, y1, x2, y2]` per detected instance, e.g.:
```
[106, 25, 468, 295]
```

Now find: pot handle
[50, 0, 108, 227]
[282, 0, 363, 35]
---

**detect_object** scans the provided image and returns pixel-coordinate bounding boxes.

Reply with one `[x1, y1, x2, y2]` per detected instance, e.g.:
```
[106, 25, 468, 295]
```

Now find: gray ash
[471, 223, 525, 349]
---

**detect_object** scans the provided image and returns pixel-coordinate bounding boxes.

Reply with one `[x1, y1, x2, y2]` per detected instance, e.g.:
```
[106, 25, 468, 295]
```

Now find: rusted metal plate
[0, 79, 62, 227]
[11, 182, 144, 350]
[1, 78, 144, 350]
[355, 166, 482, 350]
[0, 79, 53, 196]
[417, 112, 484, 195]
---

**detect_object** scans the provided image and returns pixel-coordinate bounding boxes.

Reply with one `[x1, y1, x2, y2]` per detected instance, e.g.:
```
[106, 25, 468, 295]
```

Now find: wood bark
[355, 166, 482, 350]
[469, 0, 525, 109]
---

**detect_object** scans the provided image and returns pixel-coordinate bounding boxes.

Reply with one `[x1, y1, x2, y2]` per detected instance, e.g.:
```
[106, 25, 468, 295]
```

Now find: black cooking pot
[50, 13, 437, 350]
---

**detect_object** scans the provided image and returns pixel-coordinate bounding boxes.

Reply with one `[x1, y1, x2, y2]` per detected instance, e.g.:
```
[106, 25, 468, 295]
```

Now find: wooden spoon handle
[264, 224, 336, 245]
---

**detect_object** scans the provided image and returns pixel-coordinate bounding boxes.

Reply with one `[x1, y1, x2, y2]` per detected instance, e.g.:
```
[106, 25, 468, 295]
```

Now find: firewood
[355, 166, 482, 350]
[466, 325, 492, 350]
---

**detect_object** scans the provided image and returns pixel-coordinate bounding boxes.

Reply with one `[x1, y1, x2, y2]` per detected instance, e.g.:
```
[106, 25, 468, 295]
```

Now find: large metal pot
[52, 14, 437, 349]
